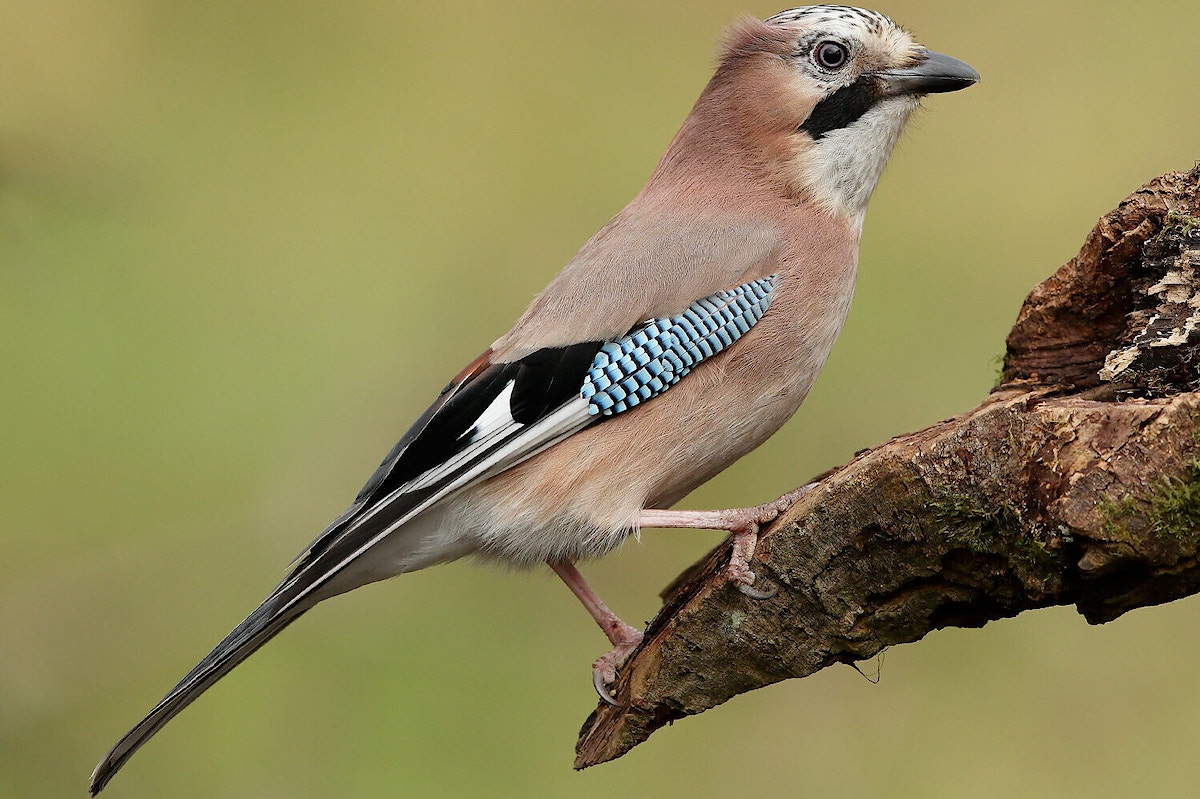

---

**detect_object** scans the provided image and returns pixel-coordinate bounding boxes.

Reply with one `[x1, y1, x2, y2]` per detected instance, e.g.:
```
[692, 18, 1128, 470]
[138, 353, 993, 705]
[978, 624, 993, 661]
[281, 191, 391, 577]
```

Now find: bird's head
[665, 5, 978, 229]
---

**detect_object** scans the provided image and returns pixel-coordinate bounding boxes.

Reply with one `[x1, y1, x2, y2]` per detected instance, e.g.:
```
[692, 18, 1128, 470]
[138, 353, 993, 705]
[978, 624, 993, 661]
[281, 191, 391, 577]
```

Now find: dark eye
[814, 41, 849, 70]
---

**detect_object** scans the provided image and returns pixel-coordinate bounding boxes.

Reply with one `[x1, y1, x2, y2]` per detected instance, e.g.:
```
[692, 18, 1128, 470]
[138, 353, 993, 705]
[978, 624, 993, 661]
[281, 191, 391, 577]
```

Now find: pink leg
[549, 560, 643, 706]
[638, 483, 817, 598]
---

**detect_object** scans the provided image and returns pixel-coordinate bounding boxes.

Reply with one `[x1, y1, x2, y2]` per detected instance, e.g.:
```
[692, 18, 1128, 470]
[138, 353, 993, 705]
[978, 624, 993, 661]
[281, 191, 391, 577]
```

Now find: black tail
[88, 596, 307, 795]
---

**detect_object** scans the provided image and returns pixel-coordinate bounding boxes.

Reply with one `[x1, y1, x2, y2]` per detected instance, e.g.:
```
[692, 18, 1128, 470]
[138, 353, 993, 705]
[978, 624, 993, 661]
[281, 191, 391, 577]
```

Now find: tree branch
[575, 165, 1200, 769]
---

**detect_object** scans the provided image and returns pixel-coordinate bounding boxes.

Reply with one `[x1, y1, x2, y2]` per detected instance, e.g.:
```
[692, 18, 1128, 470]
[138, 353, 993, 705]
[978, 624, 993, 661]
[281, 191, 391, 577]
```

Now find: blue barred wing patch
[580, 275, 777, 416]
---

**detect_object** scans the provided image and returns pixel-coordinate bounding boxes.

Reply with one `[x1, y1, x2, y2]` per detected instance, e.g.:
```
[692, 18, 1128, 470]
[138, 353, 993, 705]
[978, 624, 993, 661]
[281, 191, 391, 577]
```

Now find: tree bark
[575, 165, 1200, 769]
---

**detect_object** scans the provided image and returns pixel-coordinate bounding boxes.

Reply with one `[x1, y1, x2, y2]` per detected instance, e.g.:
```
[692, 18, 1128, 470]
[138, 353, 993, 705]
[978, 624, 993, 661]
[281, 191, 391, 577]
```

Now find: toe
[726, 559, 777, 600]
[736, 580, 777, 600]
[593, 668, 622, 706]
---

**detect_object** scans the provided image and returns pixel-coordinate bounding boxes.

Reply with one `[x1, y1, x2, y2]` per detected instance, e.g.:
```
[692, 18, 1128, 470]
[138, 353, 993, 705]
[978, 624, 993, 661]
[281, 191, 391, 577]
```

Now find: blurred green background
[3, 1, 1199, 797]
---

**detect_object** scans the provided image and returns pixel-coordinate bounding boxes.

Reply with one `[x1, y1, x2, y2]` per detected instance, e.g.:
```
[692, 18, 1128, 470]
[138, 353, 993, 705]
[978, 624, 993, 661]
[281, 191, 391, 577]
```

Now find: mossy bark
[575, 165, 1200, 769]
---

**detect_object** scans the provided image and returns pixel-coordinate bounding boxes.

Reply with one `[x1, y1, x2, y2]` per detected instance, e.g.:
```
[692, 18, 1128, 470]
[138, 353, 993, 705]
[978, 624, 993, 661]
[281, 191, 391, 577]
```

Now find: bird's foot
[726, 525, 776, 599]
[590, 621, 644, 706]
[726, 482, 818, 598]
[638, 482, 818, 599]
[549, 559, 645, 706]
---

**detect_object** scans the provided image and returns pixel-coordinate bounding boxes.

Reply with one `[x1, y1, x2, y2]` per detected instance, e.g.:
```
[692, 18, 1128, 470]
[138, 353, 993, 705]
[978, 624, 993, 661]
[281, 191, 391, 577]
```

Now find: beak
[877, 50, 980, 96]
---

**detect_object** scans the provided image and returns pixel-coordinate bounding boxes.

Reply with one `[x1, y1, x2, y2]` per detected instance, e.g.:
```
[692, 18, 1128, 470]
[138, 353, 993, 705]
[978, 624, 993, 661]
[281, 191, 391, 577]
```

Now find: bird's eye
[814, 41, 849, 70]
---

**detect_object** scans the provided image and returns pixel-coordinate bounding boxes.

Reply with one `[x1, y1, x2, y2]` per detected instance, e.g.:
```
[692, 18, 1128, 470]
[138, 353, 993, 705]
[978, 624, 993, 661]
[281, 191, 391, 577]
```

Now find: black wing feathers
[382, 362, 519, 488]
[509, 342, 602, 424]
[354, 342, 603, 502]
[297, 343, 602, 566]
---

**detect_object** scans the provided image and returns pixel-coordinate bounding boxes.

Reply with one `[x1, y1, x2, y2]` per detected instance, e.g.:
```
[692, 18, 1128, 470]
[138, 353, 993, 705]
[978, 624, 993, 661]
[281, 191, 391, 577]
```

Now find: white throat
[793, 95, 919, 230]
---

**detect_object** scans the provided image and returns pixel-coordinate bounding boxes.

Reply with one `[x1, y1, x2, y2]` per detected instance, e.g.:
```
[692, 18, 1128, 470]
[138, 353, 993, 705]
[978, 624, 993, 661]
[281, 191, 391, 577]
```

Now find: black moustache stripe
[799, 77, 881, 140]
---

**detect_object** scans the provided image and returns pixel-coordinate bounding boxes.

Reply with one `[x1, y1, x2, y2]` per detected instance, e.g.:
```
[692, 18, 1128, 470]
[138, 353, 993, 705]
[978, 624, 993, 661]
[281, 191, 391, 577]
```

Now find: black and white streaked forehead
[766, 5, 896, 33]
[764, 5, 919, 82]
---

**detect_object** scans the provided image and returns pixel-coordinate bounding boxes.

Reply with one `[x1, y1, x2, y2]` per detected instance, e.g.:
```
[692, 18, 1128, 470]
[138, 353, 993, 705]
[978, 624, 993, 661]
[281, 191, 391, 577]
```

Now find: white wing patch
[468, 381, 517, 442]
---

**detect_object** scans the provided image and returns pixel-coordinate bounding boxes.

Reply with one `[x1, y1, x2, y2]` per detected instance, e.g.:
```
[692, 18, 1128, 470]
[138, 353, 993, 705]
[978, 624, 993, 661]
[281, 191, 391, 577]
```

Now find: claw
[593, 668, 622, 707]
[736, 580, 777, 600]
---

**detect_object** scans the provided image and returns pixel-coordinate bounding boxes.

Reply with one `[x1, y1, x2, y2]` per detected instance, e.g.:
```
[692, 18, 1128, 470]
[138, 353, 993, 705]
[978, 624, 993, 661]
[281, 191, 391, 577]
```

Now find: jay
[91, 5, 977, 793]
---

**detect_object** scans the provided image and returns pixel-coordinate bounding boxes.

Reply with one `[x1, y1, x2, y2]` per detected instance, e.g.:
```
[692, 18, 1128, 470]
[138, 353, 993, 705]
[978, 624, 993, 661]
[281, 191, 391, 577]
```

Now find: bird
[90, 6, 977, 794]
